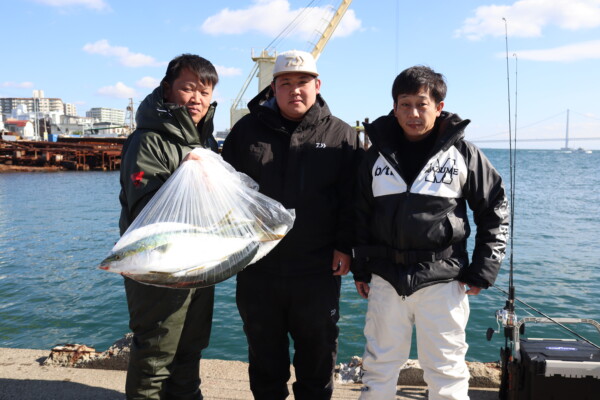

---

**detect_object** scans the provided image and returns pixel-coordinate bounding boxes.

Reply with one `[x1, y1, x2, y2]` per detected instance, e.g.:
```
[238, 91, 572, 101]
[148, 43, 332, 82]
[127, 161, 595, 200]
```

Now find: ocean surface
[0, 149, 599, 364]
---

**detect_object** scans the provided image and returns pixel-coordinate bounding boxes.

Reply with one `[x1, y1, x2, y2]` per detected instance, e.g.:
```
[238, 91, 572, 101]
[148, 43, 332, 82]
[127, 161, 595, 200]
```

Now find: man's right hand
[355, 281, 370, 299]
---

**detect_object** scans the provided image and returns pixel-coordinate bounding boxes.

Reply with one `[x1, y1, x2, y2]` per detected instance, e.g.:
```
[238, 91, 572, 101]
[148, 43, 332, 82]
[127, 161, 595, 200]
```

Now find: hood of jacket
[246, 85, 332, 132]
[365, 110, 471, 157]
[135, 85, 217, 147]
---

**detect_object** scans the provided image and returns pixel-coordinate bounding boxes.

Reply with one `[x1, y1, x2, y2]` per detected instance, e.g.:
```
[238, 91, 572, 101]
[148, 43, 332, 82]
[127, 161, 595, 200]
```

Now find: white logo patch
[424, 158, 459, 184]
[371, 154, 407, 197]
[371, 147, 467, 198]
[411, 147, 467, 198]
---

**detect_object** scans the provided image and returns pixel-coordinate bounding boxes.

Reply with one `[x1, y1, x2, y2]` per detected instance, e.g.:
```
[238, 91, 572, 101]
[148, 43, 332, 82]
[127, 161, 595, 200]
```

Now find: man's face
[271, 73, 321, 121]
[393, 88, 444, 141]
[164, 68, 213, 125]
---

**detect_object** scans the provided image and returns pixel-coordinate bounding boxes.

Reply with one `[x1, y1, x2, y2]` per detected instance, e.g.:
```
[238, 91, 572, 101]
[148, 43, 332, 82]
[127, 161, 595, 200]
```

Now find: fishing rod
[491, 284, 600, 350]
[492, 19, 600, 400]
[491, 17, 599, 347]
[493, 18, 517, 399]
[497, 17, 516, 326]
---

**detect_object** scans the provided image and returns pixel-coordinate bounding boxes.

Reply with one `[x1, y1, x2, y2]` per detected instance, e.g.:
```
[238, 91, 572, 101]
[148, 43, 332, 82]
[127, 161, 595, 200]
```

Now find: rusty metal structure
[0, 137, 124, 171]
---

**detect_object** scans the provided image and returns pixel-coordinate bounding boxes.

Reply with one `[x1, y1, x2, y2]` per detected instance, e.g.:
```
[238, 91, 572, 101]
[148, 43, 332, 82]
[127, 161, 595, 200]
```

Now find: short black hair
[392, 66, 446, 104]
[161, 54, 219, 88]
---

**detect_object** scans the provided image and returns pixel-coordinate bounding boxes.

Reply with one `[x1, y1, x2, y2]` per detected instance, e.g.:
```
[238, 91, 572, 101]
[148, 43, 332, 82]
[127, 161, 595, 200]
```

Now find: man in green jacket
[118, 54, 219, 400]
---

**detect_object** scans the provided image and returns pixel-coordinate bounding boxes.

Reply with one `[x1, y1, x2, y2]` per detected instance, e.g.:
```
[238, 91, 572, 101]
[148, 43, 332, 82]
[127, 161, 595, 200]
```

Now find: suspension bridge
[469, 109, 600, 147]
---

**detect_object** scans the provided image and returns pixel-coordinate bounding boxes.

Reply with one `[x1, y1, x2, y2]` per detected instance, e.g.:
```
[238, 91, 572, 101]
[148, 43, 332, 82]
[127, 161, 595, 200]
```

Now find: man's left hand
[332, 250, 351, 276]
[460, 282, 482, 295]
[182, 151, 202, 162]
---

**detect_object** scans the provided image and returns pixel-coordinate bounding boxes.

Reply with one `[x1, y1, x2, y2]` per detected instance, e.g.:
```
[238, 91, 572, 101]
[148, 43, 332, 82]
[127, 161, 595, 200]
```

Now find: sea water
[0, 149, 598, 363]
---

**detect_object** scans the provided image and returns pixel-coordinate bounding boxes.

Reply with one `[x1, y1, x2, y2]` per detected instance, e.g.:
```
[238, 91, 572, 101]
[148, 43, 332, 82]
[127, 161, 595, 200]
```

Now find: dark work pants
[124, 277, 214, 400]
[236, 270, 341, 400]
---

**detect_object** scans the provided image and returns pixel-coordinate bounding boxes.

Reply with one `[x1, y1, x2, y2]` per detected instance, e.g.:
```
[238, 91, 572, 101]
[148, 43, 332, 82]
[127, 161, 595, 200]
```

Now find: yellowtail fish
[99, 222, 259, 288]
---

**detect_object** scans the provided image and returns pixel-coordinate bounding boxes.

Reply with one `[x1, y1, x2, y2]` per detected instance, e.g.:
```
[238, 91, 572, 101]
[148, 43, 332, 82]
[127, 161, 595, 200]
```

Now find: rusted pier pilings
[0, 137, 124, 171]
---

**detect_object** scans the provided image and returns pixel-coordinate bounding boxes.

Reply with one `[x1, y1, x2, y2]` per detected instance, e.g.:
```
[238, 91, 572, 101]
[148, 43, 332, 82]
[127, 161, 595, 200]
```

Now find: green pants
[124, 278, 214, 400]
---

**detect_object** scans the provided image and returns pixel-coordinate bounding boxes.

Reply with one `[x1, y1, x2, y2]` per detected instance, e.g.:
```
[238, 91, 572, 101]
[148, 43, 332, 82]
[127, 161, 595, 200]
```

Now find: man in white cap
[222, 50, 360, 400]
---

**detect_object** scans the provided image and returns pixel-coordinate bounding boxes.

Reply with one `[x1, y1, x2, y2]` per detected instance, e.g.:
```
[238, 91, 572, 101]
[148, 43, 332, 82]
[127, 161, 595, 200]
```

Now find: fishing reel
[486, 308, 519, 341]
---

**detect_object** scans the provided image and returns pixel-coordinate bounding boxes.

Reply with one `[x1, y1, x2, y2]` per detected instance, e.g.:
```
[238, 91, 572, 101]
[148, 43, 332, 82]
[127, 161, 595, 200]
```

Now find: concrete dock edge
[0, 348, 499, 399]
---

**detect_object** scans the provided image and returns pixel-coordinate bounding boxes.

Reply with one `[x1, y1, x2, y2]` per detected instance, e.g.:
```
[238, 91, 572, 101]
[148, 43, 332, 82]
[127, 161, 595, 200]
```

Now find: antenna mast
[565, 109, 570, 149]
[126, 98, 136, 135]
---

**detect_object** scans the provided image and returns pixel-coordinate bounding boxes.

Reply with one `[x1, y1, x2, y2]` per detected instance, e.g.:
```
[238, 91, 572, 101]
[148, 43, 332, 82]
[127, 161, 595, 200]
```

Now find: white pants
[359, 276, 471, 400]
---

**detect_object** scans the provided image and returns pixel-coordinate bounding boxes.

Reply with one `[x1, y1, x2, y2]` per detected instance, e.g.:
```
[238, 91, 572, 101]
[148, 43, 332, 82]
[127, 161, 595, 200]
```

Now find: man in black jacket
[352, 66, 508, 399]
[222, 50, 359, 400]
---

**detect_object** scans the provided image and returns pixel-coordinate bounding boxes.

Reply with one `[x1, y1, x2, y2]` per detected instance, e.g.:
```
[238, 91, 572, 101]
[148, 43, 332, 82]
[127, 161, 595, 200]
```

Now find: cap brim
[273, 71, 319, 78]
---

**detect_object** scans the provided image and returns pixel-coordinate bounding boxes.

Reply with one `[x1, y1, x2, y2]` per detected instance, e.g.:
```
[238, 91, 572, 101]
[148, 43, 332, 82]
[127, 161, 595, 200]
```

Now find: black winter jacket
[222, 86, 360, 276]
[119, 86, 218, 235]
[352, 111, 508, 296]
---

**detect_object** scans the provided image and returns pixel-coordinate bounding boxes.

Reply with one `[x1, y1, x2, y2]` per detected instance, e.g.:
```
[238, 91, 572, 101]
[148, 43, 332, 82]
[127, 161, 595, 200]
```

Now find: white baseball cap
[273, 50, 319, 78]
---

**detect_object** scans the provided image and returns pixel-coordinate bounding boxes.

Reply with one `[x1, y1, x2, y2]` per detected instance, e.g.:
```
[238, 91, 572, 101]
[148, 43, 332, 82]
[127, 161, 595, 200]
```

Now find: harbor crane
[230, 0, 352, 128]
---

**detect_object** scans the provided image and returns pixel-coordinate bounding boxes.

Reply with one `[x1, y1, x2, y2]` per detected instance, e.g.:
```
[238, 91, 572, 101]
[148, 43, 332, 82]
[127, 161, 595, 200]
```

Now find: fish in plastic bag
[100, 148, 295, 288]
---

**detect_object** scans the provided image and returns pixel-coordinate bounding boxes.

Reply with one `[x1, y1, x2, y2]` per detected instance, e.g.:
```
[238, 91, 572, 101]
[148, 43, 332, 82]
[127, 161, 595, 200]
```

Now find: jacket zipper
[377, 150, 413, 298]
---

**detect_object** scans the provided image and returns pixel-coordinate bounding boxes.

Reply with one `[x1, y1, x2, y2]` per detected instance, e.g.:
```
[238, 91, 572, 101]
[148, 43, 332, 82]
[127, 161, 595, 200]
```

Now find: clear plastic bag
[99, 148, 295, 288]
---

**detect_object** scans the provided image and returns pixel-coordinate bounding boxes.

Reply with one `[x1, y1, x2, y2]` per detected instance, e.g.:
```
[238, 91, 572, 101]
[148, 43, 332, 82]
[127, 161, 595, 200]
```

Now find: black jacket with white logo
[222, 86, 360, 276]
[352, 111, 508, 296]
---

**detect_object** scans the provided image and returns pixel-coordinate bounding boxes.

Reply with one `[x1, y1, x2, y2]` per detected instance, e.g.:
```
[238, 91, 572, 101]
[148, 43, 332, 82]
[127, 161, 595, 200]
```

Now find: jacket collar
[365, 111, 470, 157]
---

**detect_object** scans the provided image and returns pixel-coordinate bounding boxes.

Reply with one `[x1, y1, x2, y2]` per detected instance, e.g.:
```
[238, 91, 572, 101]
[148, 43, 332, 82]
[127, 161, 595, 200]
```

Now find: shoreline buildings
[1, 90, 132, 140]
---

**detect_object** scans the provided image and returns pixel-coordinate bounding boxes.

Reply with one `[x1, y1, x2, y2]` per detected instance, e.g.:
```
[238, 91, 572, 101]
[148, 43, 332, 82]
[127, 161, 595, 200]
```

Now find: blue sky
[2, 0, 600, 149]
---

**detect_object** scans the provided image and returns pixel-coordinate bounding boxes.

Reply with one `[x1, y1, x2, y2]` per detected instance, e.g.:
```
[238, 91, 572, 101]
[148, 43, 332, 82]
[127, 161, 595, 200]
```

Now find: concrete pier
[0, 348, 499, 399]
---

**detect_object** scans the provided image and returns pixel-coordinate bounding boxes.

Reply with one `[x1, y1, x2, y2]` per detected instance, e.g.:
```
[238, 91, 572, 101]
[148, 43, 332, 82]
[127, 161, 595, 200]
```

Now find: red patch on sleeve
[131, 171, 145, 187]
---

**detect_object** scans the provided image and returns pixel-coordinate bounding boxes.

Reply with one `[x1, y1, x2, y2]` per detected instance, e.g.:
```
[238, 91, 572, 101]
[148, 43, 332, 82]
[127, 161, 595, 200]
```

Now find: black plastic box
[508, 338, 600, 399]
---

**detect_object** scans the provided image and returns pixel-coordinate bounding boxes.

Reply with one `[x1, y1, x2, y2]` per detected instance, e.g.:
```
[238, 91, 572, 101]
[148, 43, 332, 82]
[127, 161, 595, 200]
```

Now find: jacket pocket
[426, 211, 466, 247]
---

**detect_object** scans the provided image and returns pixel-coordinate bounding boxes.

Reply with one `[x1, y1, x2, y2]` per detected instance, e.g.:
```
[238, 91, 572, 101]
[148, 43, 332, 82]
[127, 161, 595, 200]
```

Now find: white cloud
[201, 0, 361, 41]
[1, 81, 34, 89]
[136, 76, 160, 88]
[97, 82, 137, 99]
[455, 0, 600, 41]
[212, 87, 224, 105]
[215, 65, 242, 77]
[33, 0, 110, 11]
[83, 40, 164, 67]
[333, 9, 362, 38]
[509, 39, 600, 61]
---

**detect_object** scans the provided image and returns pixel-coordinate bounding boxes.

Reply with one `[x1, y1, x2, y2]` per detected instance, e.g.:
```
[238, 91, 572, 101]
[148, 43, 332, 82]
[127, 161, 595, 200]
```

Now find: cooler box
[508, 337, 600, 399]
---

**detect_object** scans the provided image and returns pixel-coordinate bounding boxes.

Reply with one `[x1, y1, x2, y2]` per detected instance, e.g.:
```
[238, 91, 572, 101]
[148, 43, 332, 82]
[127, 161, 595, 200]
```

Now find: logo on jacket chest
[412, 148, 467, 198]
[372, 156, 407, 197]
[374, 165, 394, 176]
[424, 158, 459, 184]
[371, 148, 466, 198]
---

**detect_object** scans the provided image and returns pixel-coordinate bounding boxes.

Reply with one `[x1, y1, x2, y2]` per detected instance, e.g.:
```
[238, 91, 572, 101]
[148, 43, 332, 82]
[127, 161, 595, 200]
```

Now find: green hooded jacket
[118, 86, 218, 235]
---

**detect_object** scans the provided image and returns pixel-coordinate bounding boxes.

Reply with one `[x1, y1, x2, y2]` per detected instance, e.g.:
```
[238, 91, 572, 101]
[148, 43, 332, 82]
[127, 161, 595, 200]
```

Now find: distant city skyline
[1, 92, 130, 138]
[0, 90, 131, 117]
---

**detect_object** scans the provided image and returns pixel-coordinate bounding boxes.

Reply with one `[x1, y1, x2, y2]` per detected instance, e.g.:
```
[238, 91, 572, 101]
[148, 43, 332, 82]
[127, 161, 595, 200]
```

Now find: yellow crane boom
[311, 0, 352, 60]
[230, 0, 353, 128]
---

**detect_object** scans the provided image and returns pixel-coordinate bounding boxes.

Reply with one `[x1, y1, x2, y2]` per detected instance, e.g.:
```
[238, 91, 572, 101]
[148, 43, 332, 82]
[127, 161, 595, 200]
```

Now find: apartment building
[85, 107, 125, 125]
[1, 96, 63, 115]
[64, 103, 77, 116]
